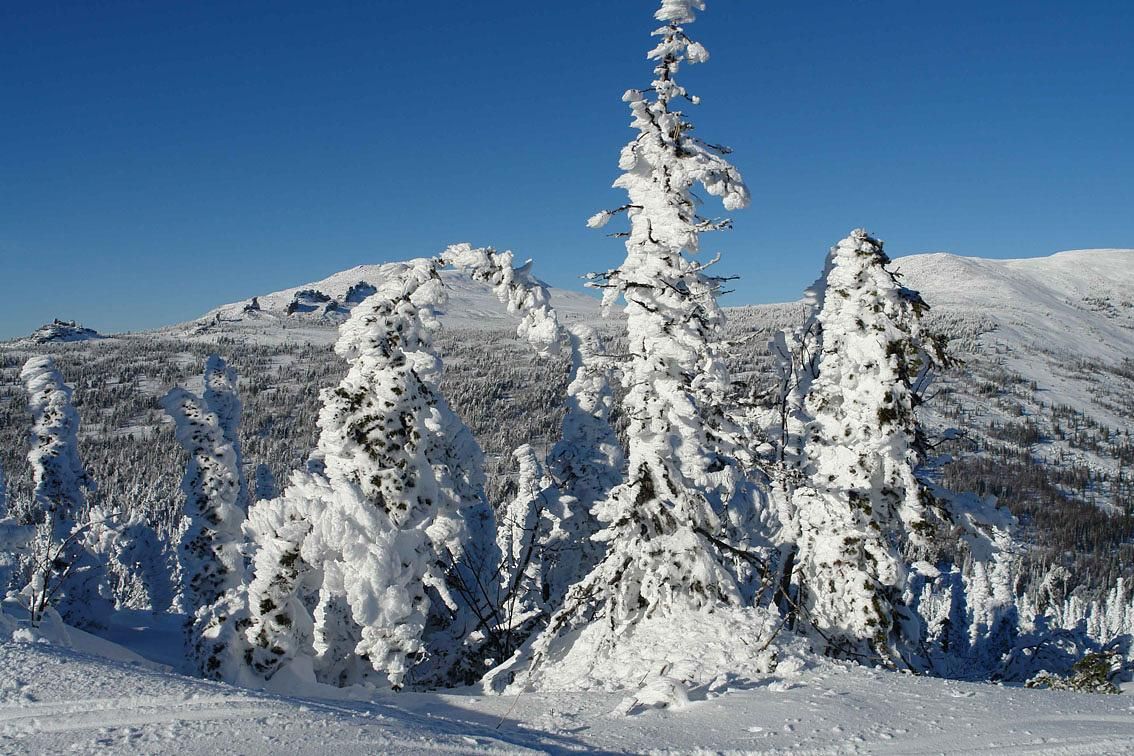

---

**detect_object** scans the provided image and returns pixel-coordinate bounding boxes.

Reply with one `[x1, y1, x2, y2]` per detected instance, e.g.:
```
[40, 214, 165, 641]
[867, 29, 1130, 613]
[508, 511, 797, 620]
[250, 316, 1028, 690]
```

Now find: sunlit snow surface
[3, 623, 1134, 754]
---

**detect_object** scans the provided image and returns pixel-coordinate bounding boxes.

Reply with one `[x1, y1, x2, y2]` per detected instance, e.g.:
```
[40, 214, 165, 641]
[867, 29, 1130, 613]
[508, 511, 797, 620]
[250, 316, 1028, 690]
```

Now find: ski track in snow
[4, 637, 1134, 754]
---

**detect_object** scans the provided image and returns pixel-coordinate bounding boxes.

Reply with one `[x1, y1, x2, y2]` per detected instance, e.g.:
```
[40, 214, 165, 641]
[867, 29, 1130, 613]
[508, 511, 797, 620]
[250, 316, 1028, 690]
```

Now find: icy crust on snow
[510, 605, 793, 694]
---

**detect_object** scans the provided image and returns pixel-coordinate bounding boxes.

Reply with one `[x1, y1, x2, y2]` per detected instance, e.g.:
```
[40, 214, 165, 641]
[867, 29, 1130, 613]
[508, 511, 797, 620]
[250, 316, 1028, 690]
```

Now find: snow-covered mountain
[24, 319, 103, 345]
[892, 249, 1134, 429]
[187, 263, 602, 338]
[894, 248, 1134, 365]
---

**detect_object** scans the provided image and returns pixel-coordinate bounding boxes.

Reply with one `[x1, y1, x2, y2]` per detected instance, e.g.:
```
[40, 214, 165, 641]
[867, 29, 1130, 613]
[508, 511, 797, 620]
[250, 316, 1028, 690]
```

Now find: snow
[892, 249, 1134, 371]
[25, 319, 103, 345]
[195, 265, 602, 335]
[3, 626, 1134, 754]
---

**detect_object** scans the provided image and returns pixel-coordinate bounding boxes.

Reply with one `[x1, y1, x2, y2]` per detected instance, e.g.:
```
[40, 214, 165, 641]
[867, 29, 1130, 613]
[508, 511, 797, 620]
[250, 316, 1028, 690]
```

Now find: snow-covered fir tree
[543, 325, 624, 601]
[162, 357, 249, 675]
[19, 356, 112, 628]
[520, 0, 774, 689]
[242, 259, 493, 689]
[443, 243, 562, 358]
[202, 355, 249, 512]
[162, 364, 247, 614]
[21, 357, 94, 541]
[444, 242, 626, 610]
[788, 229, 979, 666]
[494, 444, 561, 656]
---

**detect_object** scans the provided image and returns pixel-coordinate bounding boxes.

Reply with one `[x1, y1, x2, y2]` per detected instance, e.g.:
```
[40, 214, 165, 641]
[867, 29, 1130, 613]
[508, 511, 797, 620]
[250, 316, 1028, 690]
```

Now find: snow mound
[509, 606, 796, 696]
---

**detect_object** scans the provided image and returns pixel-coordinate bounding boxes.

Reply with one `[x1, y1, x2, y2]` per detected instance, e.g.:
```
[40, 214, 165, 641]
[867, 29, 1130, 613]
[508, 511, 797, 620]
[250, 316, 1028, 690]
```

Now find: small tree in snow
[523, 0, 763, 687]
[494, 445, 562, 656]
[253, 464, 277, 502]
[543, 325, 624, 600]
[81, 507, 173, 612]
[20, 356, 112, 628]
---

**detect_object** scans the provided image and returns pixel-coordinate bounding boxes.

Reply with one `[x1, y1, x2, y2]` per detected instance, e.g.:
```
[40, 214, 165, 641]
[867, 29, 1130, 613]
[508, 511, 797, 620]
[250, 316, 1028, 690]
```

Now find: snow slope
[892, 249, 1134, 365]
[4, 632, 1134, 754]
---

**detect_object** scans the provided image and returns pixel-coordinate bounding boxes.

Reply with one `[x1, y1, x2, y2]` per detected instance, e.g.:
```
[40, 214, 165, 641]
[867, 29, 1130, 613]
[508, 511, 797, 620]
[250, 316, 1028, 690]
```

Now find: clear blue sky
[2, 1, 1131, 339]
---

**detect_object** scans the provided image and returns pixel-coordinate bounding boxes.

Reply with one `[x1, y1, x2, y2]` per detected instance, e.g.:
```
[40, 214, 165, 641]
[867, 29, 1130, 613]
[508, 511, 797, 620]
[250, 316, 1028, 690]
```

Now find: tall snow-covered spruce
[517, 0, 779, 691]
[20, 356, 112, 628]
[162, 356, 249, 676]
[788, 229, 957, 666]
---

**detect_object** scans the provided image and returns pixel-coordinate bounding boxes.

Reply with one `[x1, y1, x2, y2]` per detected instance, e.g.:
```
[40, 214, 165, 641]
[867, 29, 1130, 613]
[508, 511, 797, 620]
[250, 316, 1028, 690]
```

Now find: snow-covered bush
[1026, 649, 1123, 694]
[493, 445, 561, 658]
[81, 506, 173, 612]
[0, 514, 33, 599]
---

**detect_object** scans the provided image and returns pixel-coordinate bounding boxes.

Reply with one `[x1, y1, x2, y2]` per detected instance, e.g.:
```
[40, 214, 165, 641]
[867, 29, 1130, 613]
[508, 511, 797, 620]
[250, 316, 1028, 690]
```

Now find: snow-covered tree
[542, 325, 624, 598]
[253, 463, 277, 502]
[162, 377, 246, 615]
[203, 355, 249, 512]
[22, 357, 93, 540]
[494, 445, 561, 655]
[521, 0, 766, 689]
[443, 243, 562, 358]
[444, 243, 625, 607]
[0, 514, 32, 599]
[162, 360, 250, 675]
[788, 229, 968, 666]
[243, 259, 492, 689]
[20, 356, 112, 628]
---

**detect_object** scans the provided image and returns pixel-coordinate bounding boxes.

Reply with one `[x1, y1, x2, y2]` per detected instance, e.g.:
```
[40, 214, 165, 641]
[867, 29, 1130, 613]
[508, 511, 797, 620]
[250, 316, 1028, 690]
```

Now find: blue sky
[1, 0, 1131, 339]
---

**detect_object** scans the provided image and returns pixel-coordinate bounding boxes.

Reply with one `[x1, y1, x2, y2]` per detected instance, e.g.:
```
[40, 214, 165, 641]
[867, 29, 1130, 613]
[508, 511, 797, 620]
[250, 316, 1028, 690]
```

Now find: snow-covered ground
[3, 619, 1134, 754]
